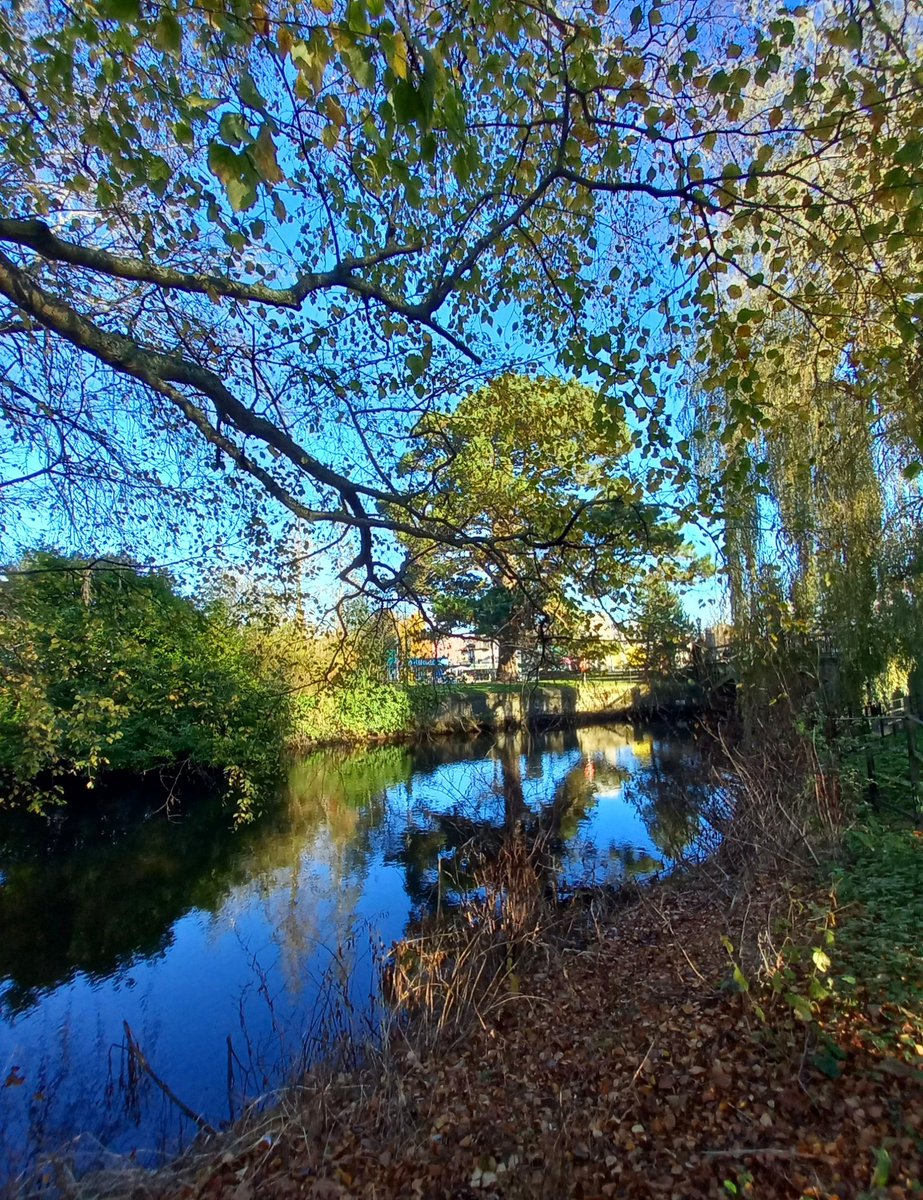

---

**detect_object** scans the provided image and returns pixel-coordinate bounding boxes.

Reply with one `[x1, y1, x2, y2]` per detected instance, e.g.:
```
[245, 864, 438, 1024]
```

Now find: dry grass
[697, 709, 844, 882]
[380, 832, 594, 1047]
[19, 832, 612, 1200]
[685, 707, 849, 994]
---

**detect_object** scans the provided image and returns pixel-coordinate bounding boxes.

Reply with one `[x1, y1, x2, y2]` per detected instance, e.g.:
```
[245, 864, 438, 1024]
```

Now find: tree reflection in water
[388, 723, 716, 918]
[0, 722, 717, 1179]
[0, 727, 716, 1015]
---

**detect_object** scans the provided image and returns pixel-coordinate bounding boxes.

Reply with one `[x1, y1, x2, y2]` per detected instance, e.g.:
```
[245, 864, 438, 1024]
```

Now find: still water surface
[0, 723, 713, 1181]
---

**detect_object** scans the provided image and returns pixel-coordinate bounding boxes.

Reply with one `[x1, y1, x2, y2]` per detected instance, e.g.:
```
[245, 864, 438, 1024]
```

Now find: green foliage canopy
[0, 553, 289, 814]
[627, 573, 694, 676]
[2, 0, 922, 581]
[392, 375, 684, 673]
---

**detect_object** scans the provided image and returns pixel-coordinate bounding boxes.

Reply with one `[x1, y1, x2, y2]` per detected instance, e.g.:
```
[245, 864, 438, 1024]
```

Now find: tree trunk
[499, 736, 527, 831]
[496, 638, 519, 681]
[497, 596, 527, 681]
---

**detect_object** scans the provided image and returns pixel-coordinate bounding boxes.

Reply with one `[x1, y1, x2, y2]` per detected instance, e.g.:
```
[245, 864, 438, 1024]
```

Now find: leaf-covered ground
[166, 860, 922, 1200]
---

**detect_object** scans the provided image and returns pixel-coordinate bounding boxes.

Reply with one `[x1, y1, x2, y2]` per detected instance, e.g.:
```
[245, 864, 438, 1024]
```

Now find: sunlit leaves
[381, 30, 409, 80]
[2, 0, 923, 586]
[0, 555, 291, 814]
[208, 142, 258, 212]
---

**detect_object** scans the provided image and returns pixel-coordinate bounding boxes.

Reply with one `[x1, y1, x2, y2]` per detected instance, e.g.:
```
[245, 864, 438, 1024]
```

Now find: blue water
[0, 723, 711, 1183]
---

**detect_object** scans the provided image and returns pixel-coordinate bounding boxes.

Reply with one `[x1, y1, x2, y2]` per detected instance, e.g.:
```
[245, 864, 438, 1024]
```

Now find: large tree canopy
[1, 0, 922, 581]
[393, 374, 683, 676]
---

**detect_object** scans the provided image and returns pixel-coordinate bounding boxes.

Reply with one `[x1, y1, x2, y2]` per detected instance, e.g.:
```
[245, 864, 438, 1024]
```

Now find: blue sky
[0, 279, 726, 627]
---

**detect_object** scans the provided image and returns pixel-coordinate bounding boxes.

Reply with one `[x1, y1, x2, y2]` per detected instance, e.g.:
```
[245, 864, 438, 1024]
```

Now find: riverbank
[67, 774, 922, 1200]
[13, 729, 920, 1200]
[290, 676, 713, 752]
[102, 857, 919, 1200]
[0, 723, 701, 1187]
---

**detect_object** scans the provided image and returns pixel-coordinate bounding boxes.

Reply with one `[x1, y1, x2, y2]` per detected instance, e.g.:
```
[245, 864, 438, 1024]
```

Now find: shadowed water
[0, 722, 715, 1184]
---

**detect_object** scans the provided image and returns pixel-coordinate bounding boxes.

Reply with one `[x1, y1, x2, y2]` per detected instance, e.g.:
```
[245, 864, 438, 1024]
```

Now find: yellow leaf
[250, 123, 283, 184]
[324, 95, 347, 127]
[252, 3, 269, 36]
[390, 31, 409, 80]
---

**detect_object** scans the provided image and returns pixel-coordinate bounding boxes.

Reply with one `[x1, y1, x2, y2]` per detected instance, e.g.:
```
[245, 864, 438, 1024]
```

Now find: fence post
[866, 743, 877, 800]
[904, 714, 921, 815]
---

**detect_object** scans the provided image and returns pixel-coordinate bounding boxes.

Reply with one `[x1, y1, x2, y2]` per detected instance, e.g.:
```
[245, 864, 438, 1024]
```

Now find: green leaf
[786, 992, 813, 1022]
[219, 111, 250, 145]
[154, 8, 182, 54]
[392, 79, 424, 126]
[838, 20, 863, 50]
[811, 1048, 843, 1079]
[187, 92, 221, 113]
[346, 0, 371, 35]
[238, 71, 267, 111]
[100, 0, 140, 21]
[208, 142, 258, 211]
[872, 1146, 891, 1188]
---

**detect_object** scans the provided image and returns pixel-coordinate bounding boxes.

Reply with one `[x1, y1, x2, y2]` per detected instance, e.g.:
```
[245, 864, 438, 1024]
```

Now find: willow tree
[678, 0, 923, 710]
[0, 0, 921, 581]
[392, 374, 682, 679]
[688, 293, 923, 712]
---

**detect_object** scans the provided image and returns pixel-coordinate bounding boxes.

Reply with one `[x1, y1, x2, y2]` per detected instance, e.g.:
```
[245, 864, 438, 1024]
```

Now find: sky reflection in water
[0, 722, 714, 1181]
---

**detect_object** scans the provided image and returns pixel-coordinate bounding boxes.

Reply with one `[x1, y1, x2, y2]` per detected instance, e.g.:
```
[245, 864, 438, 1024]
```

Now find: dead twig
[122, 1021, 218, 1138]
[701, 1147, 838, 1162]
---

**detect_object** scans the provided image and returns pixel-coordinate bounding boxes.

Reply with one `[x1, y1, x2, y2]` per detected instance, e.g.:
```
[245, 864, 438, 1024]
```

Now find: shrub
[0, 552, 290, 817]
[292, 674, 439, 745]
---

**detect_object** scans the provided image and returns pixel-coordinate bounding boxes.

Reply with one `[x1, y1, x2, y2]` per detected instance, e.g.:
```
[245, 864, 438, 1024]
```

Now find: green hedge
[292, 677, 441, 745]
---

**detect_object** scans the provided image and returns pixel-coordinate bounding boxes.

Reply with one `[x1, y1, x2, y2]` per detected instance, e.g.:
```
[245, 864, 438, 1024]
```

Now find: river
[0, 722, 715, 1185]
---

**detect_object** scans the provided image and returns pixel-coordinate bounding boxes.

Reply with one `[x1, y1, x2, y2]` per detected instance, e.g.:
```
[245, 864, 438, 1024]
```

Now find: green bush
[0, 552, 290, 817]
[292, 675, 439, 745]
